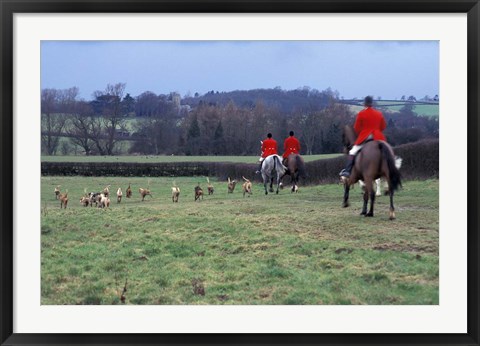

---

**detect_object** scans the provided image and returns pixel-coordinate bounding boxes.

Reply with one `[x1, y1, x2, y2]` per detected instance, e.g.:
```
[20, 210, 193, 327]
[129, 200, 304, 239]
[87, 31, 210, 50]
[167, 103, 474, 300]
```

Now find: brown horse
[282, 153, 306, 192]
[342, 125, 401, 219]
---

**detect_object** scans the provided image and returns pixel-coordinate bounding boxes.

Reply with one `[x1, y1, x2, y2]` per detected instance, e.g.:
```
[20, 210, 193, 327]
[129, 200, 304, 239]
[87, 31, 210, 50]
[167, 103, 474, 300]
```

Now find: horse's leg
[269, 177, 274, 193]
[361, 189, 368, 215]
[276, 174, 281, 194]
[375, 178, 382, 196]
[389, 188, 396, 220]
[366, 180, 376, 217]
[342, 180, 350, 208]
[262, 174, 268, 195]
[361, 178, 373, 215]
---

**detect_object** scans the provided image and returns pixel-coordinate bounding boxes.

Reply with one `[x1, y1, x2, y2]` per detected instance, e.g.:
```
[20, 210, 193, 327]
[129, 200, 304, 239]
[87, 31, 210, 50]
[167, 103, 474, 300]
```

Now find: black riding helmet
[364, 96, 374, 107]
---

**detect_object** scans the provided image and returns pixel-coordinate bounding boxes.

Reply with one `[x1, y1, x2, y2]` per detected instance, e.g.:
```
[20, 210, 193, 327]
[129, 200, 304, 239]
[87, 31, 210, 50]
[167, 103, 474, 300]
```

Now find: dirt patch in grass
[192, 279, 205, 296]
[372, 243, 437, 254]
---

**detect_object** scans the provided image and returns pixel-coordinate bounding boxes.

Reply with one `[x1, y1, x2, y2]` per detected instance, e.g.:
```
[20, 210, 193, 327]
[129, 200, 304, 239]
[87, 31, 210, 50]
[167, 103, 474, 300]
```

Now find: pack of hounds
[53, 176, 257, 209]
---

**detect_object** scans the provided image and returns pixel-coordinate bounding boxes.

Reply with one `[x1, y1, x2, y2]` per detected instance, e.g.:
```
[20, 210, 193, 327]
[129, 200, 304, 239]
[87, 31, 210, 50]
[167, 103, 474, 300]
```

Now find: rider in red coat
[340, 96, 387, 177]
[353, 104, 386, 145]
[256, 133, 278, 173]
[262, 133, 278, 158]
[282, 131, 301, 165]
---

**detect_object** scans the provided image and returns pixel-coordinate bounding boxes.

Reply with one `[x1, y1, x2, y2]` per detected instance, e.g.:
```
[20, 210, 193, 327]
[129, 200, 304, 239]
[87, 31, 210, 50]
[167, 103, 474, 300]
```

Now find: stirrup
[339, 169, 350, 177]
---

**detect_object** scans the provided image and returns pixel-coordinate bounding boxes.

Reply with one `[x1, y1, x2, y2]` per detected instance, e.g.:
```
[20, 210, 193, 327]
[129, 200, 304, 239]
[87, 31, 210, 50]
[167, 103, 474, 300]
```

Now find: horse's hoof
[365, 212, 374, 217]
[342, 203, 349, 208]
[360, 210, 366, 215]
[265, 191, 268, 195]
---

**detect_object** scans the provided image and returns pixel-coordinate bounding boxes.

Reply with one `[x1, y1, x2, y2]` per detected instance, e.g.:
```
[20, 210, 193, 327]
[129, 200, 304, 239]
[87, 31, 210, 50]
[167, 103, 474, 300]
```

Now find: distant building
[170, 92, 181, 109]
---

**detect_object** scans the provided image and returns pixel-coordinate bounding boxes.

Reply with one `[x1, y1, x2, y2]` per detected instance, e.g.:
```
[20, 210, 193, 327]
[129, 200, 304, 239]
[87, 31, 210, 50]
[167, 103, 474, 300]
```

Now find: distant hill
[182, 87, 338, 113]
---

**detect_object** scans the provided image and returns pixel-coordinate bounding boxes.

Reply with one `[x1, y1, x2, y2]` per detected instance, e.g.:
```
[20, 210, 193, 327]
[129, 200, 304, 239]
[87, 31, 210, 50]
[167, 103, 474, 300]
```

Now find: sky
[41, 41, 439, 100]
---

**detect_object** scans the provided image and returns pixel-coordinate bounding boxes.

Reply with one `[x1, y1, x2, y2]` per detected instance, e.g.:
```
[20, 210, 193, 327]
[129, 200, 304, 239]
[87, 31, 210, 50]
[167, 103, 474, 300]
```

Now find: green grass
[347, 102, 439, 118]
[41, 153, 342, 163]
[42, 177, 439, 305]
[379, 104, 439, 118]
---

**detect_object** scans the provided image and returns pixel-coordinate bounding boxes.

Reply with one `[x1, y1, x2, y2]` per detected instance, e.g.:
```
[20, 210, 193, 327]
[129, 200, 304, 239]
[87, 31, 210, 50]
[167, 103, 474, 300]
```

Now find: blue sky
[41, 41, 439, 100]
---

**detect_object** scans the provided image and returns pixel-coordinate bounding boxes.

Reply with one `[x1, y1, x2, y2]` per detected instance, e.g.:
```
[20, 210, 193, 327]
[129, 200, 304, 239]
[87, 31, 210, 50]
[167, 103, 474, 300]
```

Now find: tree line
[41, 83, 439, 156]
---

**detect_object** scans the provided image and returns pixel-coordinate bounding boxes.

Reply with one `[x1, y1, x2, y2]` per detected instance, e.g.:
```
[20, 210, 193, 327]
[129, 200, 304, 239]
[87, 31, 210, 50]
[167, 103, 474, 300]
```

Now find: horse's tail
[395, 156, 403, 170]
[274, 155, 286, 175]
[379, 142, 402, 191]
[295, 155, 307, 179]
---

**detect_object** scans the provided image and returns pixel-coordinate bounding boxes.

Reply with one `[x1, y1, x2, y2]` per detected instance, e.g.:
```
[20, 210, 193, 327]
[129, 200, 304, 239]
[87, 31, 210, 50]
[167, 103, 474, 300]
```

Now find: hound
[172, 186, 180, 203]
[242, 176, 252, 197]
[139, 188, 152, 201]
[103, 185, 111, 197]
[54, 185, 61, 199]
[59, 190, 68, 209]
[194, 184, 203, 201]
[207, 177, 214, 195]
[80, 196, 90, 207]
[87, 192, 102, 207]
[99, 193, 110, 208]
[117, 187, 123, 203]
[227, 177, 237, 193]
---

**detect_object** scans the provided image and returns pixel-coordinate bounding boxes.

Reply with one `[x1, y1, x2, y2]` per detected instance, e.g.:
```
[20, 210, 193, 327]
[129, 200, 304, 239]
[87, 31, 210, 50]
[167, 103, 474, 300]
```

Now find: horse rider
[256, 133, 278, 174]
[282, 130, 301, 167]
[339, 95, 387, 178]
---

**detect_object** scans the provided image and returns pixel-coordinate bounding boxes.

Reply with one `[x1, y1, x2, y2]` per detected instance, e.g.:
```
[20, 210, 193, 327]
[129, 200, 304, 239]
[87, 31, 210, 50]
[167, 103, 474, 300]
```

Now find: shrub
[41, 139, 439, 184]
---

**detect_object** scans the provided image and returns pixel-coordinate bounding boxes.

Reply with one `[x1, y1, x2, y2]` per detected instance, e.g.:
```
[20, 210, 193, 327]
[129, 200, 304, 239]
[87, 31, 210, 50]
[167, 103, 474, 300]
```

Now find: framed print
[1, 0, 479, 345]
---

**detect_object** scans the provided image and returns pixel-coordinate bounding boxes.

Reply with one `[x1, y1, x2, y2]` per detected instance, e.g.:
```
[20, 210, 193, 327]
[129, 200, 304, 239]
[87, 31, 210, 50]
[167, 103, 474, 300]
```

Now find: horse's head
[342, 125, 356, 153]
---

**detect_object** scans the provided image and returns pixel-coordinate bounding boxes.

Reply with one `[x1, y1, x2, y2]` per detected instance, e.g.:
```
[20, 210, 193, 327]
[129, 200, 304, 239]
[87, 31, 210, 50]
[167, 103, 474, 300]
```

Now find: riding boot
[282, 158, 290, 175]
[339, 155, 355, 177]
[255, 161, 263, 174]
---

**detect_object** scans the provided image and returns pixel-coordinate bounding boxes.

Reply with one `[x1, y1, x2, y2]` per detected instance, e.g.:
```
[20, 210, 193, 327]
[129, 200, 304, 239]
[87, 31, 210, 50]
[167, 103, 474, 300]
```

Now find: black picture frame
[1, 1, 479, 345]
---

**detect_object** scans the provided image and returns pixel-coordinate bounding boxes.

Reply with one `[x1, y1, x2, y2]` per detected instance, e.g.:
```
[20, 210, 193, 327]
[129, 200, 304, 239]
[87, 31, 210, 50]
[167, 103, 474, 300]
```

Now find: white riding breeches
[348, 134, 374, 155]
[349, 145, 362, 156]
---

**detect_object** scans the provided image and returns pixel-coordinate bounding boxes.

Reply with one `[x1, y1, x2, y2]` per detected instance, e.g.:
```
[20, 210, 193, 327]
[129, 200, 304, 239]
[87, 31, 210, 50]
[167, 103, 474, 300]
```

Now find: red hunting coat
[283, 136, 301, 158]
[353, 107, 387, 145]
[261, 138, 278, 158]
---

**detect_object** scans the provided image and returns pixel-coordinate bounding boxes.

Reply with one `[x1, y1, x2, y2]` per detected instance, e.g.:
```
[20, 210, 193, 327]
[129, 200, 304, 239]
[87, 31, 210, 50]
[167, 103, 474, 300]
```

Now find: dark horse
[342, 125, 402, 220]
[282, 153, 306, 192]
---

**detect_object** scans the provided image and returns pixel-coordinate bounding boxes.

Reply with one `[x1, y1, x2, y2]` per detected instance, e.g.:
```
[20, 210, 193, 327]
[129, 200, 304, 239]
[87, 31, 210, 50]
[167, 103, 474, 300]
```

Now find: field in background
[346, 100, 439, 118]
[42, 176, 439, 305]
[41, 153, 342, 163]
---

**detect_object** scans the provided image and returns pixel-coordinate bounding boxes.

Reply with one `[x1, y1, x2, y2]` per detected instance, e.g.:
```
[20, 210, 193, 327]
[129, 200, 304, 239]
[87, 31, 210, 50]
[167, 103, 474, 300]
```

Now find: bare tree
[67, 101, 94, 155]
[89, 83, 128, 155]
[41, 87, 78, 155]
[297, 112, 320, 155]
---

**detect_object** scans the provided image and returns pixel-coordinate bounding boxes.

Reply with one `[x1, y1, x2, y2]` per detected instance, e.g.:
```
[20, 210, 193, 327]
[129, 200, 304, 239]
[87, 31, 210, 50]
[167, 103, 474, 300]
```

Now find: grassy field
[380, 104, 439, 118]
[41, 176, 439, 305]
[346, 101, 439, 118]
[41, 153, 342, 163]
